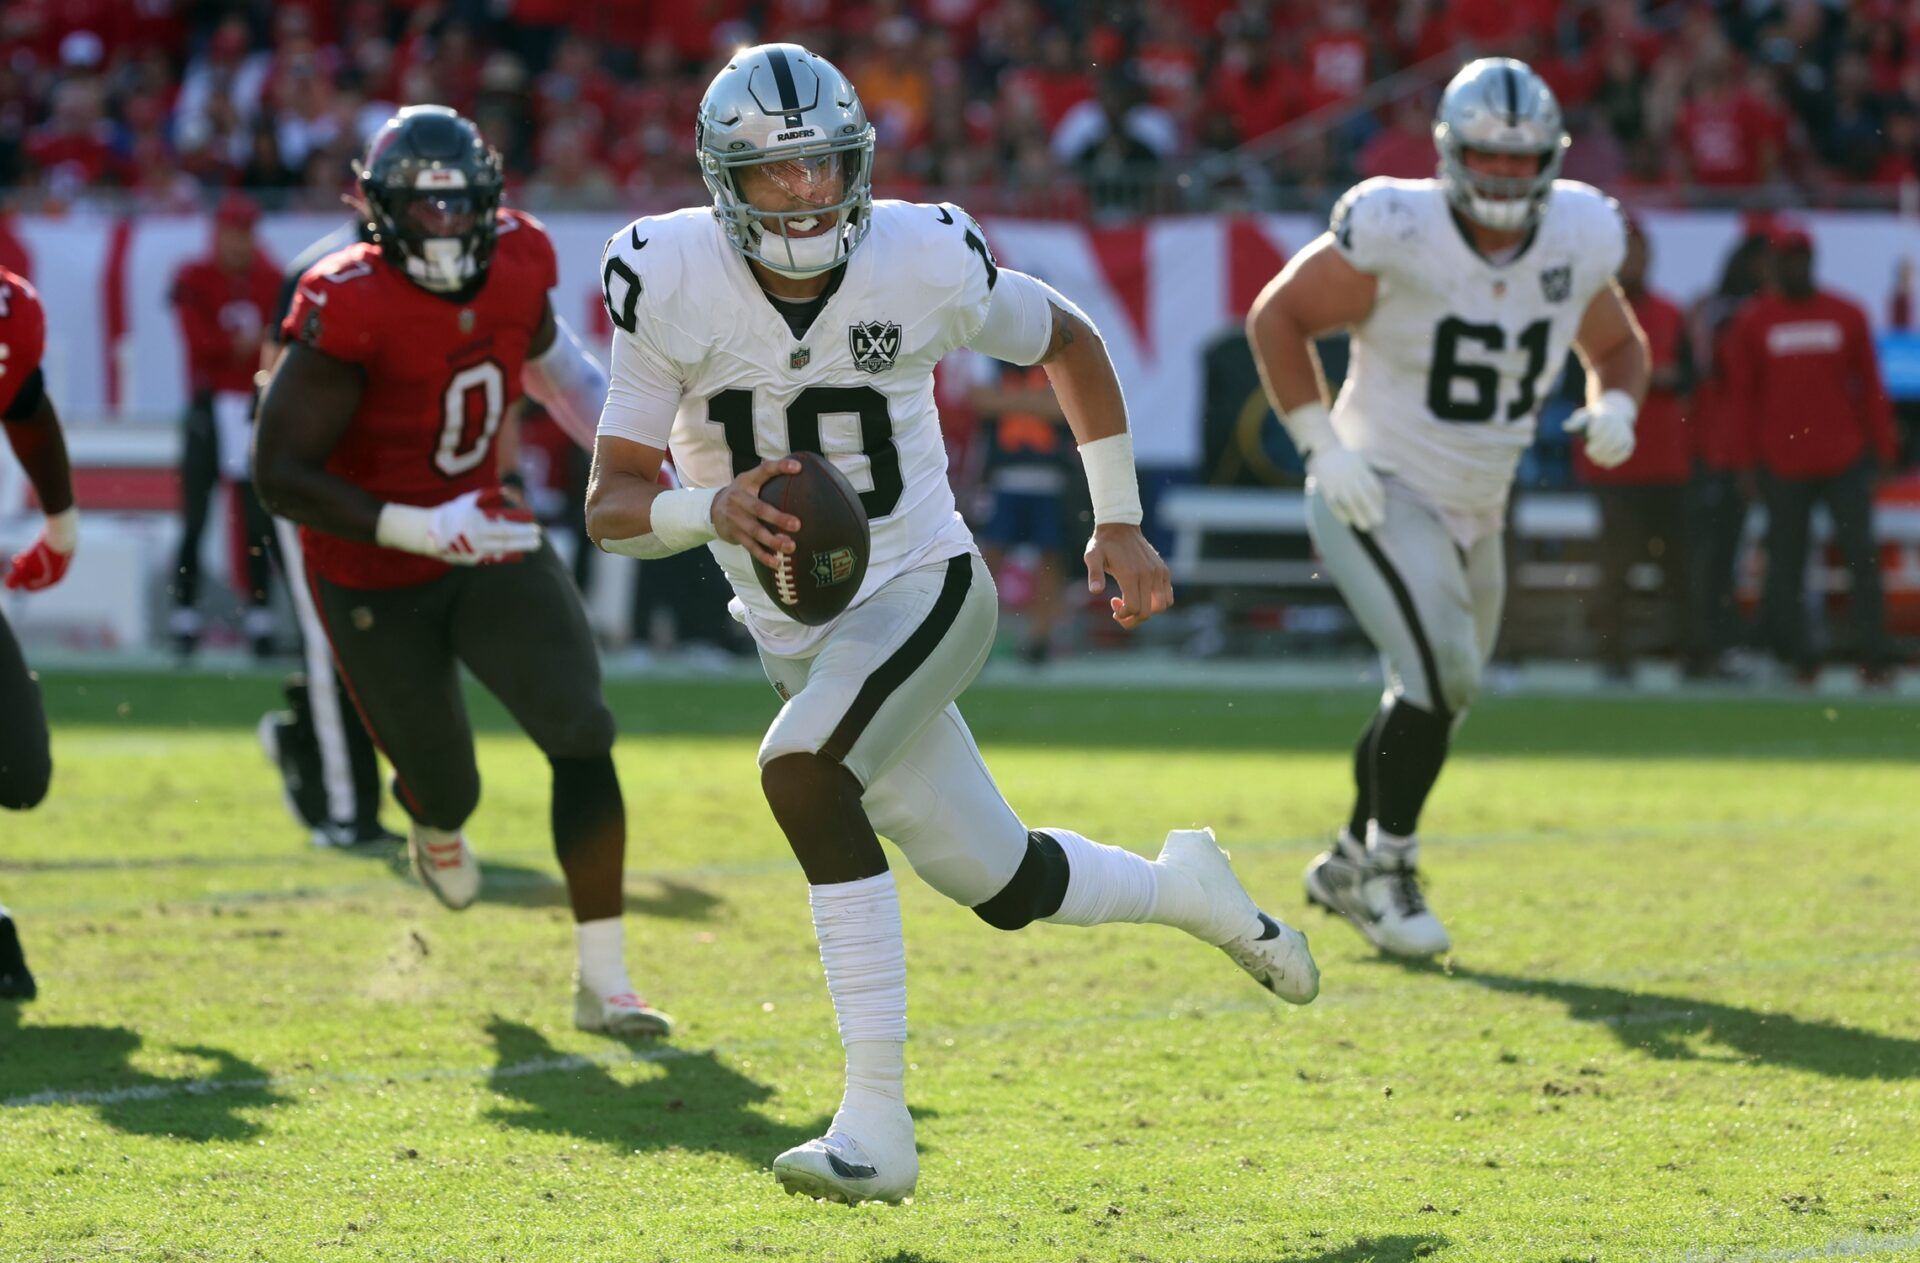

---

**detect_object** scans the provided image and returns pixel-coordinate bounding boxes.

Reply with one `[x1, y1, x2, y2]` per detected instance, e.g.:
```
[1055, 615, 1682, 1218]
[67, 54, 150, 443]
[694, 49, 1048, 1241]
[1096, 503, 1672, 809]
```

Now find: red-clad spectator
[1727, 226, 1899, 678]
[1002, 28, 1094, 132]
[26, 78, 125, 194]
[1357, 95, 1433, 179]
[1299, 3, 1372, 114]
[1210, 35, 1295, 146]
[1672, 50, 1783, 187]
[1135, 6, 1202, 118]
[1870, 108, 1920, 185]
[1683, 227, 1771, 677]
[1445, 0, 1555, 51]
[534, 34, 619, 132]
[1574, 220, 1694, 678]
[166, 195, 284, 657]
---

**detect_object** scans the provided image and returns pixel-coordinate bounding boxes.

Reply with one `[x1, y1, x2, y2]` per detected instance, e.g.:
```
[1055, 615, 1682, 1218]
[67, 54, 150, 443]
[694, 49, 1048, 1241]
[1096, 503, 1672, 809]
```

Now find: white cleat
[773, 1112, 918, 1205]
[1303, 835, 1451, 958]
[572, 982, 674, 1037]
[1158, 827, 1319, 1004]
[408, 825, 480, 911]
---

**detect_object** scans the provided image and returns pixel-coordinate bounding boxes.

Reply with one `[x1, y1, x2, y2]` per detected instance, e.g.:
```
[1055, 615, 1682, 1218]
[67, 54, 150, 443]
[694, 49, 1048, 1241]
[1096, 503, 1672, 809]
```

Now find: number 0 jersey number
[707, 386, 903, 519]
[1427, 317, 1552, 423]
[435, 359, 506, 477]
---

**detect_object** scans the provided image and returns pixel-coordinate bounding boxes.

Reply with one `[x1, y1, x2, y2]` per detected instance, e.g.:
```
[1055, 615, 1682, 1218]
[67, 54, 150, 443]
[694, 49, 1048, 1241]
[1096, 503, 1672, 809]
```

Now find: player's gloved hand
[377, 488, 542, 565]
[1565, 389, 1638, 470]
[711, 457, 803, 570]
[1085, 522, 1174, 630]
[4, 507, 78, 591]
[1306, 444, 1387, 532]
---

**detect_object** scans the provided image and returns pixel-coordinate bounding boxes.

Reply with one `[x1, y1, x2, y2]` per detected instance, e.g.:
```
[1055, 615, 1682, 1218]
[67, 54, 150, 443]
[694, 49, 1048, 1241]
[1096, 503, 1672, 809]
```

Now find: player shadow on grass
[1381, 960, 1920, 1080]
[1269, 1235, 1450, 1263]
[337, 848, 725, 921]
[0, 1006, 285, 1141]
[481, 1017, 834, 1163]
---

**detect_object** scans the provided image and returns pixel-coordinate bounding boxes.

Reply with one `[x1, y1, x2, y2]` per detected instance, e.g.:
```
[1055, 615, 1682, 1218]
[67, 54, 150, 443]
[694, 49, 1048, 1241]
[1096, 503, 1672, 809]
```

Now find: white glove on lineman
[1306, 445, 1387, 532]
[376, 489, 542, 565]
[1564, 389, 1638, 470]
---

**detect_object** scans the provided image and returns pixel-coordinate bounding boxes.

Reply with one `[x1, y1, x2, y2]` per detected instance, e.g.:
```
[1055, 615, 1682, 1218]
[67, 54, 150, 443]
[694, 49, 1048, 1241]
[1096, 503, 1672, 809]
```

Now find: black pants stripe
[823, 553, 975, 763]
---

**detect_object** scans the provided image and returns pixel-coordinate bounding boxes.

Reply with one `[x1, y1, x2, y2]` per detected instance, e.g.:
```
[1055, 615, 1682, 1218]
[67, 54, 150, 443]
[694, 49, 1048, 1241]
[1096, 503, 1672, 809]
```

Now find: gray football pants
[1307, 480, 1505, 719]
[758, 552, 1030, 906]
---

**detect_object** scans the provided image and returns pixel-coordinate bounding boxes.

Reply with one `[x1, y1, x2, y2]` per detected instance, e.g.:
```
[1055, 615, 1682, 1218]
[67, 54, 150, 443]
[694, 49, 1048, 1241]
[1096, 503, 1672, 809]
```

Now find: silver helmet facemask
[697, 43, 876, 279]
[1433, 58, 1569, 233]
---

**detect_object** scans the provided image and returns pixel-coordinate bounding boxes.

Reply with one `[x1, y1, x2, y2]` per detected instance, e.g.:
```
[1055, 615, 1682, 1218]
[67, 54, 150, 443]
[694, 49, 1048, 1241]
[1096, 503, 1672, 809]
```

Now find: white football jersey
[1328, 177, 1628, 527]
[599, 200, 1000, 654]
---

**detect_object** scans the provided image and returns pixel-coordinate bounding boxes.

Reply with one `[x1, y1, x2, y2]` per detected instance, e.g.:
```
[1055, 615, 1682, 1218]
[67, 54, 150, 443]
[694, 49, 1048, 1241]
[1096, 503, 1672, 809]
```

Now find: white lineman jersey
[599, 200, 1001, 654]
[1328, 177, 1628, 527]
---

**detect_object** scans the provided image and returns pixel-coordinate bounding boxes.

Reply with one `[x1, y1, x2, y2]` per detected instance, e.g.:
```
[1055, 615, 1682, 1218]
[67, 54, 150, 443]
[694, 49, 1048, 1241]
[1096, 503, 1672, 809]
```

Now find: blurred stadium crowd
[6, 0, 1920, 215]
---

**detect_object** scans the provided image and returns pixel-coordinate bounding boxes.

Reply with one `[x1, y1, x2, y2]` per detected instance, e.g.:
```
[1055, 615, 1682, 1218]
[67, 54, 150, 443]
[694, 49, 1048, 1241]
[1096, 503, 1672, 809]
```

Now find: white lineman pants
[1307, 479, 1506, 718]
[758, 552, 1030, 906]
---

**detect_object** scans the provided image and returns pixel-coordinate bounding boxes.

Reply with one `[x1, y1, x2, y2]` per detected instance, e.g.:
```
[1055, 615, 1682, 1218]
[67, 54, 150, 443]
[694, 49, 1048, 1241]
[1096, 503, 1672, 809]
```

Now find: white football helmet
[696, 43, 876, 278]
[1433, 57, 1568, 233]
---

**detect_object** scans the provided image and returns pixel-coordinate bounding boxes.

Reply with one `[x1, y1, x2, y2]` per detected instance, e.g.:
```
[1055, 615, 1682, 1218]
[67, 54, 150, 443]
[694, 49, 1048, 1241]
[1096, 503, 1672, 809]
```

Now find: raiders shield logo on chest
[1540, 265, 1572, 304]
[849, 320, 902, 373]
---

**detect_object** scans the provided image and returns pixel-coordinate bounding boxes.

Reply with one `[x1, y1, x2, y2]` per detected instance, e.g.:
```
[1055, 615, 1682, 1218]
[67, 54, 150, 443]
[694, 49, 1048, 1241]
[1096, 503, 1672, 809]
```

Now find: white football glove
[1564, 389, 1638, 470]
[1306, 444, 1387, 532]
[376, 489, 542, 565]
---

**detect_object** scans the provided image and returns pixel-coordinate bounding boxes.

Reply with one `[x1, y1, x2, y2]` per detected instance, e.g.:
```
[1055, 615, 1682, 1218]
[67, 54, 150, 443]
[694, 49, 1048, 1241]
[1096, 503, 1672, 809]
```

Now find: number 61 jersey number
[1327, 175, 1628, 518]
[600, 199, 997, 653]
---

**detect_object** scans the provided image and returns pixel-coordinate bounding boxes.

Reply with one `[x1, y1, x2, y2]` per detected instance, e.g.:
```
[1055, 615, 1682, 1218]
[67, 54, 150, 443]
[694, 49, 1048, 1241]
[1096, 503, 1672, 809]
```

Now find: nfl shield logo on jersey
[790, 345, 811, 370]
[849, 321, 902, 373]
[1540, 265, 1572, 304]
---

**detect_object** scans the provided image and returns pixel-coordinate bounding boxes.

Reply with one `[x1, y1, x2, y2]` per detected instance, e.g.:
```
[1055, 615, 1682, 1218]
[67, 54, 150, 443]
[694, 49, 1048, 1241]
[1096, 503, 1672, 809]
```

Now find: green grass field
[2, 671, 1917, 1263]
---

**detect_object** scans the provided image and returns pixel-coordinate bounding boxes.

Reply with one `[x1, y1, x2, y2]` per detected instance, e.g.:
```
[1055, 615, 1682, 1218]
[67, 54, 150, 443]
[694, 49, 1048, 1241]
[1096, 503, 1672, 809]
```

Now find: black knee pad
[972, 831, 1069, 931]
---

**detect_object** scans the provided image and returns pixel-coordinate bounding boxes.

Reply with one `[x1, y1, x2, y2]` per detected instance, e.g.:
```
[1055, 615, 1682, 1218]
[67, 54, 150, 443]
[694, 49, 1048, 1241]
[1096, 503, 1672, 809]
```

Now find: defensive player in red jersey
[0, 264, 79, 1000]
[254, 107, 671, 1036]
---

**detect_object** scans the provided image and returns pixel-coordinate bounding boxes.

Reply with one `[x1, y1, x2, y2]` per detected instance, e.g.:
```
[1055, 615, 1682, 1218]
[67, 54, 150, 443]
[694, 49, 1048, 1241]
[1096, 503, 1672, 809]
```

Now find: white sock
[1366, 823, 1419, 868]
[809, 873, 909, 1120]
[574, 916, 631, 997]
[1038, 829, 1158, 927]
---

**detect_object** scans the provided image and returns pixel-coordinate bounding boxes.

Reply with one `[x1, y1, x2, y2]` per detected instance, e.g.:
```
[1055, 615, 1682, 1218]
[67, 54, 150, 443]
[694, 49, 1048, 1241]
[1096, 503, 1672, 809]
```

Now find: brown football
[752, 451, 871, 626]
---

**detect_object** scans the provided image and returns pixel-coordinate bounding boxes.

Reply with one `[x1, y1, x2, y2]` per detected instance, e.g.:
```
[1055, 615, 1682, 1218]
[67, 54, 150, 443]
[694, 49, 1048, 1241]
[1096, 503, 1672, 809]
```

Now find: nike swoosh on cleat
[1255, 912, 1283, 941]
[825, 1153, 878, 1180]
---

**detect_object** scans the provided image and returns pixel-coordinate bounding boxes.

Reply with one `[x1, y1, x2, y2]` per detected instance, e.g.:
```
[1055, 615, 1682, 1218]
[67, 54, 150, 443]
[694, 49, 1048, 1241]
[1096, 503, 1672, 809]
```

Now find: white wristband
[374, 503, 436, 556]
[648, 486, 721, 553]
[1281, 400, 1340, 456]
[1078, 432, 1143, 526]
[1599, 388, 1639, 427]
[44, 506, 78, 553]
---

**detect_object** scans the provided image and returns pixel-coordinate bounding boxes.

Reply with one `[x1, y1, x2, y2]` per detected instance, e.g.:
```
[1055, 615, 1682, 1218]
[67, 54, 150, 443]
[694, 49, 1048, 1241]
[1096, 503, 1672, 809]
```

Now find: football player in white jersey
[1246, 58, 1650, 958]
[587, 43, 1320, 1204]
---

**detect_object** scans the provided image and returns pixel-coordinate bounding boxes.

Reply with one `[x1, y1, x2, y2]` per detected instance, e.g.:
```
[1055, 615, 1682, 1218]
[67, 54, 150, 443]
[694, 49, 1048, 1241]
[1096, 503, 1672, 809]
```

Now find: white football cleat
[1157, 828, 1319, 1004]
[1304, 834, 1451, 958]
[773, 1108, 918, 1205]
[572, 982, 674, 1037]
[408, 824, 480, 911]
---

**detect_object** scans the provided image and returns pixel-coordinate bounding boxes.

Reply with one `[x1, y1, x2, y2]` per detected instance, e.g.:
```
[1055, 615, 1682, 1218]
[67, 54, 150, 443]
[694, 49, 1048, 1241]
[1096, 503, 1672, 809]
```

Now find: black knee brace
[972, 831, 1070, 931]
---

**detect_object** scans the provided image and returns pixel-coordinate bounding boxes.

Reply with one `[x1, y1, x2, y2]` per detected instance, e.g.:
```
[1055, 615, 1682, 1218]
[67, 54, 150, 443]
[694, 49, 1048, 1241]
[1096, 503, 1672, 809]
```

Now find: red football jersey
[281, 209, 557, 589]
[171, 252, 283, 395]
[0, 266, 48, 415]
